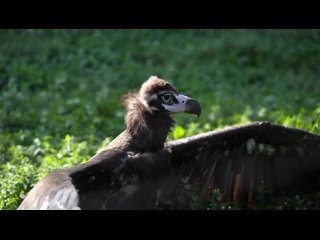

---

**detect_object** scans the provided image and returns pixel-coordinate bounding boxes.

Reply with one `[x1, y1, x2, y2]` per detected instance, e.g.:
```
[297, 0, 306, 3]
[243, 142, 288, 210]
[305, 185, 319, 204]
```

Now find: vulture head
[107, 76, 201, 152]
[137, 76, 201, 117]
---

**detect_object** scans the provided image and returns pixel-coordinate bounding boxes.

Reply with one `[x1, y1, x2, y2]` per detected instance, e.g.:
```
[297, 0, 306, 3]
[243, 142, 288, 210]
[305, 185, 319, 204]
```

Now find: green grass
[1, 29, 320, 209]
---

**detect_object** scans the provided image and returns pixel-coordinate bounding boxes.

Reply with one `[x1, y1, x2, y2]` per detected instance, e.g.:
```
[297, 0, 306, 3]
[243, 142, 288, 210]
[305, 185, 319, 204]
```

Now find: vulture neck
[107, 93, 174, 152]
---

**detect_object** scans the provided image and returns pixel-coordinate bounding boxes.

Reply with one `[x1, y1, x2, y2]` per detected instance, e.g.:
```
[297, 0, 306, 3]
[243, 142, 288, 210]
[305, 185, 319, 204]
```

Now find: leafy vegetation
[1, 29, 320, 209]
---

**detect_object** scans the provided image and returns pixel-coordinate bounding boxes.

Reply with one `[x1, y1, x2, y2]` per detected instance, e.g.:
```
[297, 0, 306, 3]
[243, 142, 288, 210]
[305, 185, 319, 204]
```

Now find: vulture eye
[161, 94, 174, 105]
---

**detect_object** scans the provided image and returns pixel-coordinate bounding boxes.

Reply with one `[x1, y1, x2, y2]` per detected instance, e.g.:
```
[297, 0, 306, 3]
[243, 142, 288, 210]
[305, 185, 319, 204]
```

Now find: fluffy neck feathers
[122, 92, 174, 151]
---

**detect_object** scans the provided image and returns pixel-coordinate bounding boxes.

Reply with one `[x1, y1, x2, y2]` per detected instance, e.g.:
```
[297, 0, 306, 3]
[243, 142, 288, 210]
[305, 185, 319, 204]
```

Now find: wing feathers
[18, 172, 80, 210]
[167, 122, 320, 205]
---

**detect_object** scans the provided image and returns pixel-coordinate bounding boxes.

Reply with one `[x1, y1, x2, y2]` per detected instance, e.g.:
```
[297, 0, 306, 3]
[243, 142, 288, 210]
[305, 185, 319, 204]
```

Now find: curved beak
[162, 94, 202, 117]
[184, 98, 202, 117]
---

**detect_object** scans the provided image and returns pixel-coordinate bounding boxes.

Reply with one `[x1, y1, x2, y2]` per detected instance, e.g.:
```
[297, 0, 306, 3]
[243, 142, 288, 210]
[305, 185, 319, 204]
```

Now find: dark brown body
[18, 76, 200, 210]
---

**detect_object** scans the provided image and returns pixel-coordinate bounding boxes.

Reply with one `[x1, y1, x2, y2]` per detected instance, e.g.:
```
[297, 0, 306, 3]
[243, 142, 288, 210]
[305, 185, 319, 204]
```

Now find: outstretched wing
[17, 171, 81, 210]
[165, 122, 320, 206]
[18, 149, 174, 210]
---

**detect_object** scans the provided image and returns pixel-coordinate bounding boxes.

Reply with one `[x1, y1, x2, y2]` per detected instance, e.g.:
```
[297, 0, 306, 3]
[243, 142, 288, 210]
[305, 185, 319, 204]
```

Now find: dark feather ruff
[119, 90, 175, 152]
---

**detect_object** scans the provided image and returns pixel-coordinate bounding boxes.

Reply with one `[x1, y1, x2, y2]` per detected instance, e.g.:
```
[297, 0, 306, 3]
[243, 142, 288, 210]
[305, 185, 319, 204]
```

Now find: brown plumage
[18, 76, 201, 210]
[166, 122, 320, 208]
[19, 75, 320, 210]
[105, 76, 196, 152]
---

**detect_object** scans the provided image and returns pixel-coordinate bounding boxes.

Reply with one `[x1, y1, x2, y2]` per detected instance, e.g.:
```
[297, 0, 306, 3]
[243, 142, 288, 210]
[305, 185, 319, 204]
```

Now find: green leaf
[172, 125, 185, 140]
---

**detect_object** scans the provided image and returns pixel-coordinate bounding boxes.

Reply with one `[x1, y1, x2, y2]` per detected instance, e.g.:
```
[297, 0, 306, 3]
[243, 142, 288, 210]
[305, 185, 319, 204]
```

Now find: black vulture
[18, 76, 320, 210]
[18, 76, 201, 210]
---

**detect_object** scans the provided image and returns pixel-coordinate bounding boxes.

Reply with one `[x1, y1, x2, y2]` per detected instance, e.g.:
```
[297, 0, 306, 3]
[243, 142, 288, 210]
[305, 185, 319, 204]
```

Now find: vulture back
[165, 122, 320, 208]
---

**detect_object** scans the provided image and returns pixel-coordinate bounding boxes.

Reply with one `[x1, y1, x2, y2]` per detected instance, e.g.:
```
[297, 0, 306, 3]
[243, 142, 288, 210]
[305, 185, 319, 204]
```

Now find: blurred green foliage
[1, 29, 320, 209]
